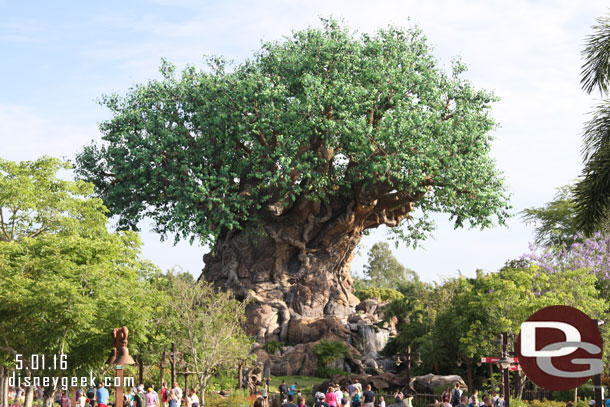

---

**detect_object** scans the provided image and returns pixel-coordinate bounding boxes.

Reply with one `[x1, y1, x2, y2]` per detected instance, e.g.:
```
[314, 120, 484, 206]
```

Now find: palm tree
[575, 14, 610, 233]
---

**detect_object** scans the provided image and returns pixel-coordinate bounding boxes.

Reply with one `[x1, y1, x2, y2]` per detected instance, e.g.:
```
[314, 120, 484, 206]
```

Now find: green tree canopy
[164, 274, 252, 407]
[521, 184, 580, 247]
[75, 18, 510, 247]
[363, 241, 418, 288]
[0, 157, 161, 391]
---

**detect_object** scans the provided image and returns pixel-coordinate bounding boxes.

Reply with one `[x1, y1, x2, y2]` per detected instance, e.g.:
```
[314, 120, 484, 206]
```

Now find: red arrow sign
[481, 357, 519, 363]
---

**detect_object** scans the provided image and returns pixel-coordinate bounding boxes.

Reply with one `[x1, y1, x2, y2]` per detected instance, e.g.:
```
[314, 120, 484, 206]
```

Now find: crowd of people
[253, 378, 400, 407]
[4, 381, 201, 407]
[441, 384, 505, 407]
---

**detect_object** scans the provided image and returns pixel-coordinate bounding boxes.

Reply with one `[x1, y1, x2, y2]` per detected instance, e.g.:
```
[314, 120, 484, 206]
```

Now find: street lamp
[496, 354, 512, 370]
[106, 327, 136, 407]
[400, 346, 422, 394]
[496, 333, 511, 407]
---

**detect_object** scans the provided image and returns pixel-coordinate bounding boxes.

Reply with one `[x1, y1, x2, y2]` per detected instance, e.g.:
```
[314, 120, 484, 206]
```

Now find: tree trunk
[199, 375, 207, 407]
[200, 197, 408, 342]
[24, 384, 34, 407]
[466, 359, 473, 393]
[43, 388, 56, 407]
[513, 372, 526, 400]
[0, 367, 8, 407]
[138, 358, 144, 386]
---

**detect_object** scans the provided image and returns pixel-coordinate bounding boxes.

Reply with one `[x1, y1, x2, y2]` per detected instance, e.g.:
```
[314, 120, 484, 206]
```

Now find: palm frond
[582, 100, 610, 161]
[574, 140, 610, 233]
[581, 15, 610, 95]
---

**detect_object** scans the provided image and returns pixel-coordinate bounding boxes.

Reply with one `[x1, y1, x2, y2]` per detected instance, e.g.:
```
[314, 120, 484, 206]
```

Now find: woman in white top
[189, 389, 199, 407]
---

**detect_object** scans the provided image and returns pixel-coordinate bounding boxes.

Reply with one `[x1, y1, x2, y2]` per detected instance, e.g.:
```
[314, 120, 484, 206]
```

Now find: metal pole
[593, 320, 602, 407]
[116, 368, 124, 407]
[502, 332, 510, 407]
[593, 373, 602, 407]
[171, 343, 176, 389]
[405, 346, 412, 392]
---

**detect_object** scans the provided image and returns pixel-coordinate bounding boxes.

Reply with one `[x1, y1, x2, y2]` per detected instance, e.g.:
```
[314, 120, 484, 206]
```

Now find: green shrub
[355, 287, 404, 302]
[263, 340, 284, 354]
[314, 366, 350, 379]
[207, 369, 238, 391]
[311, 339, 348, 366]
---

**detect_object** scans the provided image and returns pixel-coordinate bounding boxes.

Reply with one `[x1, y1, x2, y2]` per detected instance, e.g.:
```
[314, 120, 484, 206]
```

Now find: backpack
[134, 393, 145, 407]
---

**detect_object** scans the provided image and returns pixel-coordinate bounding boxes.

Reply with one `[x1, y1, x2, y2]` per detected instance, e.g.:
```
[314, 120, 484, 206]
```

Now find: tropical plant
[575, 14, 610, 233]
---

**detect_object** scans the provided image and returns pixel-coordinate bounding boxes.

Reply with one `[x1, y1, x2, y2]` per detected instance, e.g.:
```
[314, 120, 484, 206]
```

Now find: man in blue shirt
[96, 383, 109, 407]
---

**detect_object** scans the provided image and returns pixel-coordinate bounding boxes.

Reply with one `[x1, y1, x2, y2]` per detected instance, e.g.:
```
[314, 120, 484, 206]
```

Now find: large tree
[0, 157, 161, 407]
[75, 19, 510, 342]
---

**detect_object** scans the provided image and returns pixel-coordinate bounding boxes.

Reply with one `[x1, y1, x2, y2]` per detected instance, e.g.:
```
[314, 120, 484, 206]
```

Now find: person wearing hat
[146, 388, 158, 407]
[314, 393, 329, 407]
[282, 394, 298, 407]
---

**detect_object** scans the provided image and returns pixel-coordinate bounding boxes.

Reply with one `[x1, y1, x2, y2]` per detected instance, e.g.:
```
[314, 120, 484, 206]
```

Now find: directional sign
[481, 357, 519, 363]
[509, 365, 522, 371]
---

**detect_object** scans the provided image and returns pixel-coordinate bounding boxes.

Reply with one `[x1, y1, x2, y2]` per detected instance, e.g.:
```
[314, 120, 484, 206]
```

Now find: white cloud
[0, 104, 97, 162]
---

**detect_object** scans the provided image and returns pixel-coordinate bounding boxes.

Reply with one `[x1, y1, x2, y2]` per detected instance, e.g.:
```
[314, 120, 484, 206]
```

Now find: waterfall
[357, 324, 390, 358]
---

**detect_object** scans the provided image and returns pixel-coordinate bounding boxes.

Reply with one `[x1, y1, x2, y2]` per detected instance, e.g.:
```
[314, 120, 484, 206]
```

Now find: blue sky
[1, 0, 608, 282]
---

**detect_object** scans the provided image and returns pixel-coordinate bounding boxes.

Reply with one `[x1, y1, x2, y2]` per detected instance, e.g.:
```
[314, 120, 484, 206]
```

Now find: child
[378, 396, 385, 407]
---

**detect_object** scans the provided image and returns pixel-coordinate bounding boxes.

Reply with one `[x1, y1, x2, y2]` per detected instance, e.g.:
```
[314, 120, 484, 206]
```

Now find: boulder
[355, 298, 380, 314]
[245, 303, 279, 342]
[410, 374, 466, 394]
[287, 316, 350, 344]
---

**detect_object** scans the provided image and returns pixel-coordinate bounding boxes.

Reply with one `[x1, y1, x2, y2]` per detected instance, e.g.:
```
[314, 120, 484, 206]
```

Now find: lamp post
[106, 327, 136, 407]
[400, 346, 422, 393]
[496, 332, 511, 407]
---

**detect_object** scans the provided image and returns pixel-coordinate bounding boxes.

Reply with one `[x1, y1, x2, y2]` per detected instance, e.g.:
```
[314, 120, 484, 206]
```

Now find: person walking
[188, 389, 199, 407]
[161, 383, 169, 407]
[261, 383, 269, 407]
[96, 384, 109, 407]
[362, 385, 374, 407]
[393, 390, 403, 405]
[172, 384, 182, 407]
[325, 386, 338, 407]
[168, 390, 178, 407]
[468, 390, 479, 407]
[279, 381, 289, 403]
[282, 394, 298, 407]
[451, 384, 462, 407]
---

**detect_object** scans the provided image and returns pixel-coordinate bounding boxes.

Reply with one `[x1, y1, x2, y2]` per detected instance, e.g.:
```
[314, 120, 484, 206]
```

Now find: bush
[355, 287, 404, 302]
[311, 339, 349, 366]
[207, 369, 238, 391]
[205, 390, 253, 407]
[263, 340, 284, 354]
[314, 366, 350, 379]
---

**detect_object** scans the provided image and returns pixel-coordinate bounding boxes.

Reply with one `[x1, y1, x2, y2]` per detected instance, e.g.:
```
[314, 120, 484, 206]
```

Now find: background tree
[363, 241, 419, 288]
[164, 274, 253, 407]
[382, 260, 608, 393]
[75, 19, 510, 341]
[0, 157, 160, 407]
[575, 13, 610, 233]
[522, 184, 581, 248]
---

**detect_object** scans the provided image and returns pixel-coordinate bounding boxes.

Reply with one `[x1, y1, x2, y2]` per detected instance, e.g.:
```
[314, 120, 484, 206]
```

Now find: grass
[267, 375, 326, 395]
